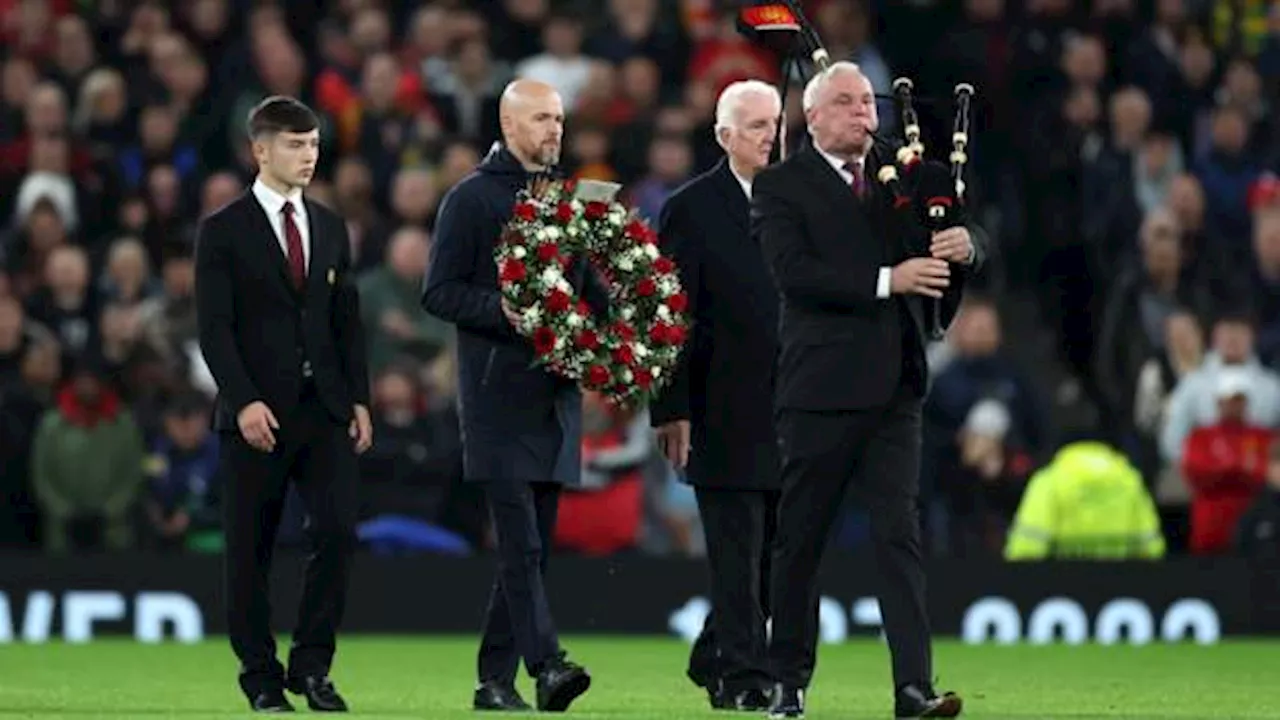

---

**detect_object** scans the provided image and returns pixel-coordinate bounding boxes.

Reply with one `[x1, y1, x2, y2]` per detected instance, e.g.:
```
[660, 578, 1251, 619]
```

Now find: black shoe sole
[898, 694, 963, 719]
[539, 672, 592, 712]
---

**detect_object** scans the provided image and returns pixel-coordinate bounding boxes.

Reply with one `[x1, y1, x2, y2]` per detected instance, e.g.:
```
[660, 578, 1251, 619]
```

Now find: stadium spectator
[357, 226, 452, 376]
[554, 392, 651, 557]
[1005, 437, 1166, 560]
[143, 390, 220, 553]
[925, 297, 1046, 556]
[1160, 311, 1280, 463]
[1179, 368, 1270, 554]
[30, 355, 145, 553]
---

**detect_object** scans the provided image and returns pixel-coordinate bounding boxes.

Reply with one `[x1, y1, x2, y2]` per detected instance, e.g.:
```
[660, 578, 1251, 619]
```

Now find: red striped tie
[844, 160, 866, 199]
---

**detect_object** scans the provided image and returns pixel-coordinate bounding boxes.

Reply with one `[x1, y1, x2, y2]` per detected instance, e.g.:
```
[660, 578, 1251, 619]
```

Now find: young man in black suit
[421, 78, 593, 713]
[195, 96, 372, 713]
[651, 79, 782, 712]
[752, 62, 986, 719]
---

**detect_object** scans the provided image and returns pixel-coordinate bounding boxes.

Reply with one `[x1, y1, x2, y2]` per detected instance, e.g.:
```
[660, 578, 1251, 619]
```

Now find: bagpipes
[735, 0, 975, 338]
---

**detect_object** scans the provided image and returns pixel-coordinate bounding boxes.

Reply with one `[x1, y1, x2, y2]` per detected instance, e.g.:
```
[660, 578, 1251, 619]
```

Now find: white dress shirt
[729, 162, 753, 200]
[812, 144, 892, 299]
[251, 177, 311, 269]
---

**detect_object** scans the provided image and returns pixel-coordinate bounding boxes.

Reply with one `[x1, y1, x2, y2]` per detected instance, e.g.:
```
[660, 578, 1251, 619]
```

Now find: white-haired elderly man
[649, 78, 783, 712]
[752, 61, 987, 718]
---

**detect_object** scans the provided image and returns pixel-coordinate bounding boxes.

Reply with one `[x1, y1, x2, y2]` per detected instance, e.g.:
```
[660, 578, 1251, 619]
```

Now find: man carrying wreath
[421, 78, 598, 714]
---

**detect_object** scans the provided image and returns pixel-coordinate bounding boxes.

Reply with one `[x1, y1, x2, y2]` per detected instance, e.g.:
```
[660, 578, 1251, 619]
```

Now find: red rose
[635, 278, 657, 297]
[546, 289, 571, 313]
[624, 219, 647, 239]
[641, 226, 658, 245]
[532, 326, 557, 356]
[555, 202, 574, 224]
[537, 243, 559, 261]
[633, 367, 653, 389]
[576, 300, 592, 315]
[559, 253, 573, 269]
[584, 201, 608, 220]
[514, 202, 536, 221]
[612, 344, 634, 365]
[586, 364, 611, 387]
[613, 321, 636, 341]
[666, 292, 688, 312]
[575, 329, 600, 350]
[667, 324, 687, 345]
[562, 178, 578, 195]
[499, 258, 527, 283]
[648, 323, 670, 344]
[653, 257, 675, 274]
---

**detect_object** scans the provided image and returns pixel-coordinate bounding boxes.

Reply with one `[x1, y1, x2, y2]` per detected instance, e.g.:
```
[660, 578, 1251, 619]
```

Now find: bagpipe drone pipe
[735, 0, 976, 339]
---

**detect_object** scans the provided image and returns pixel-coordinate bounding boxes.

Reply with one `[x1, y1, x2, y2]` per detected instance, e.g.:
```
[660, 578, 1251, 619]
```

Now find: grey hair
[714, 79, 782, 133]
[802, 61, 864, 113]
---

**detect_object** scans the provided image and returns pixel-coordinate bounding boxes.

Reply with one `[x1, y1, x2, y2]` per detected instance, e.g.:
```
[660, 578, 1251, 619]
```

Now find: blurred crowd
[2, 0, 1280, 561]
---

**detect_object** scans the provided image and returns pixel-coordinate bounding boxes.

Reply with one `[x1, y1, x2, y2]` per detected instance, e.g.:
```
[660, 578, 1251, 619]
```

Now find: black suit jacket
[751, 143, 987, 412]
[650, 159, 780, 490]
[195, 191, 369, 432]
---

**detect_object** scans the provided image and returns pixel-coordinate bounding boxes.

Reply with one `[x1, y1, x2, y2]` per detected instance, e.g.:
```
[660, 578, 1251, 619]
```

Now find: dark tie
[281, 200, 306, 290]
[844, 160, 866, 199]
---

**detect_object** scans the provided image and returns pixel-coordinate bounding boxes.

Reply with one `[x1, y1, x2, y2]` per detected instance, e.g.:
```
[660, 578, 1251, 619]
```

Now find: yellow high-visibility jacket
[1005, 441, 1166, 560]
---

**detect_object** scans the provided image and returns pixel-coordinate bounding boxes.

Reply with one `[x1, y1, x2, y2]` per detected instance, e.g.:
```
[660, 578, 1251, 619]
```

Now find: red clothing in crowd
[553, 420, 644, 556]
[1180, 422, 1270, 554]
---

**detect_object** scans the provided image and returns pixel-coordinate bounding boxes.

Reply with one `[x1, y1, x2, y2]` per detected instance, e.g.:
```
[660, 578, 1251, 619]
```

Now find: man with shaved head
[422, 78, 594, 713]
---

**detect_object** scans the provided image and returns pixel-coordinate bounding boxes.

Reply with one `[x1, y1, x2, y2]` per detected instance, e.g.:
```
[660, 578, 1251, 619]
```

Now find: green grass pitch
[0, 636, 1273, 718]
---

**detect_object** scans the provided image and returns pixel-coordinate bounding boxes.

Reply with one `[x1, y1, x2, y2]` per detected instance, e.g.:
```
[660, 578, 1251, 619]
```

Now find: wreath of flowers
[494, 178, 690, 407]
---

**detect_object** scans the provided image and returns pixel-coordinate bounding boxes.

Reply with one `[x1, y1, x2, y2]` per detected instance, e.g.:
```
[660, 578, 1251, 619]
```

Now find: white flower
[544, 226, 562, 240]
[555, 278, 573, 294]
[644, 244, 659, 260]
[523, 306, 543, 325]
[541, 267, 563, 286]
[512, 246, 527, 259]
[658, 276, 679, 295]
[622, 368, 633, 383]
[634, 343, 649, 357]
[566, 312, 583, 327]
[622, 306, 635, 320]
[657, 305, 671, 321]
[652, 366, 662, 378]
[555, 336, 565, 351]
[535, 227, 548, 241]
[617, 256, 634, 272]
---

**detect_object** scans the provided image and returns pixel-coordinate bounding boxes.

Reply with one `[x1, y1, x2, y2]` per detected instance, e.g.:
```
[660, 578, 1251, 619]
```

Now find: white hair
[714, 79, 782, 133]
[802, 61, 864, 113]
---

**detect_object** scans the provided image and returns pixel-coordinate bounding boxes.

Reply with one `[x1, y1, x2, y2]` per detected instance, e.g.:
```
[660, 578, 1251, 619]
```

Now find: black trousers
[221, 387, 358, 696]
[768, 393, 931, 691]
[477, 479, 562, 684]
[688, 487, 777, 693]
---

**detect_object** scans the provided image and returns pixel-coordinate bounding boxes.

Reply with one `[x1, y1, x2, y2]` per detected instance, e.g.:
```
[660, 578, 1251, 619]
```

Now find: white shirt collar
[813, 143, 869, 180]
[728, 161, 752, 199]
[252, 176, 305, 215]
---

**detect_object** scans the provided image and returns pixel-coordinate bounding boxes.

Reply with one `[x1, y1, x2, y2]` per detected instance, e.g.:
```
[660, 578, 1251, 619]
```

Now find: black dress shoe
[895, 684, 963, 718]
[473, 681, 532, 711]
[767, 684, 805, 719]
[286, 675, 349, 712]
[710, 685, 771, 711]
[249, 688, 295, 712]
[535, 656, 591, 712]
